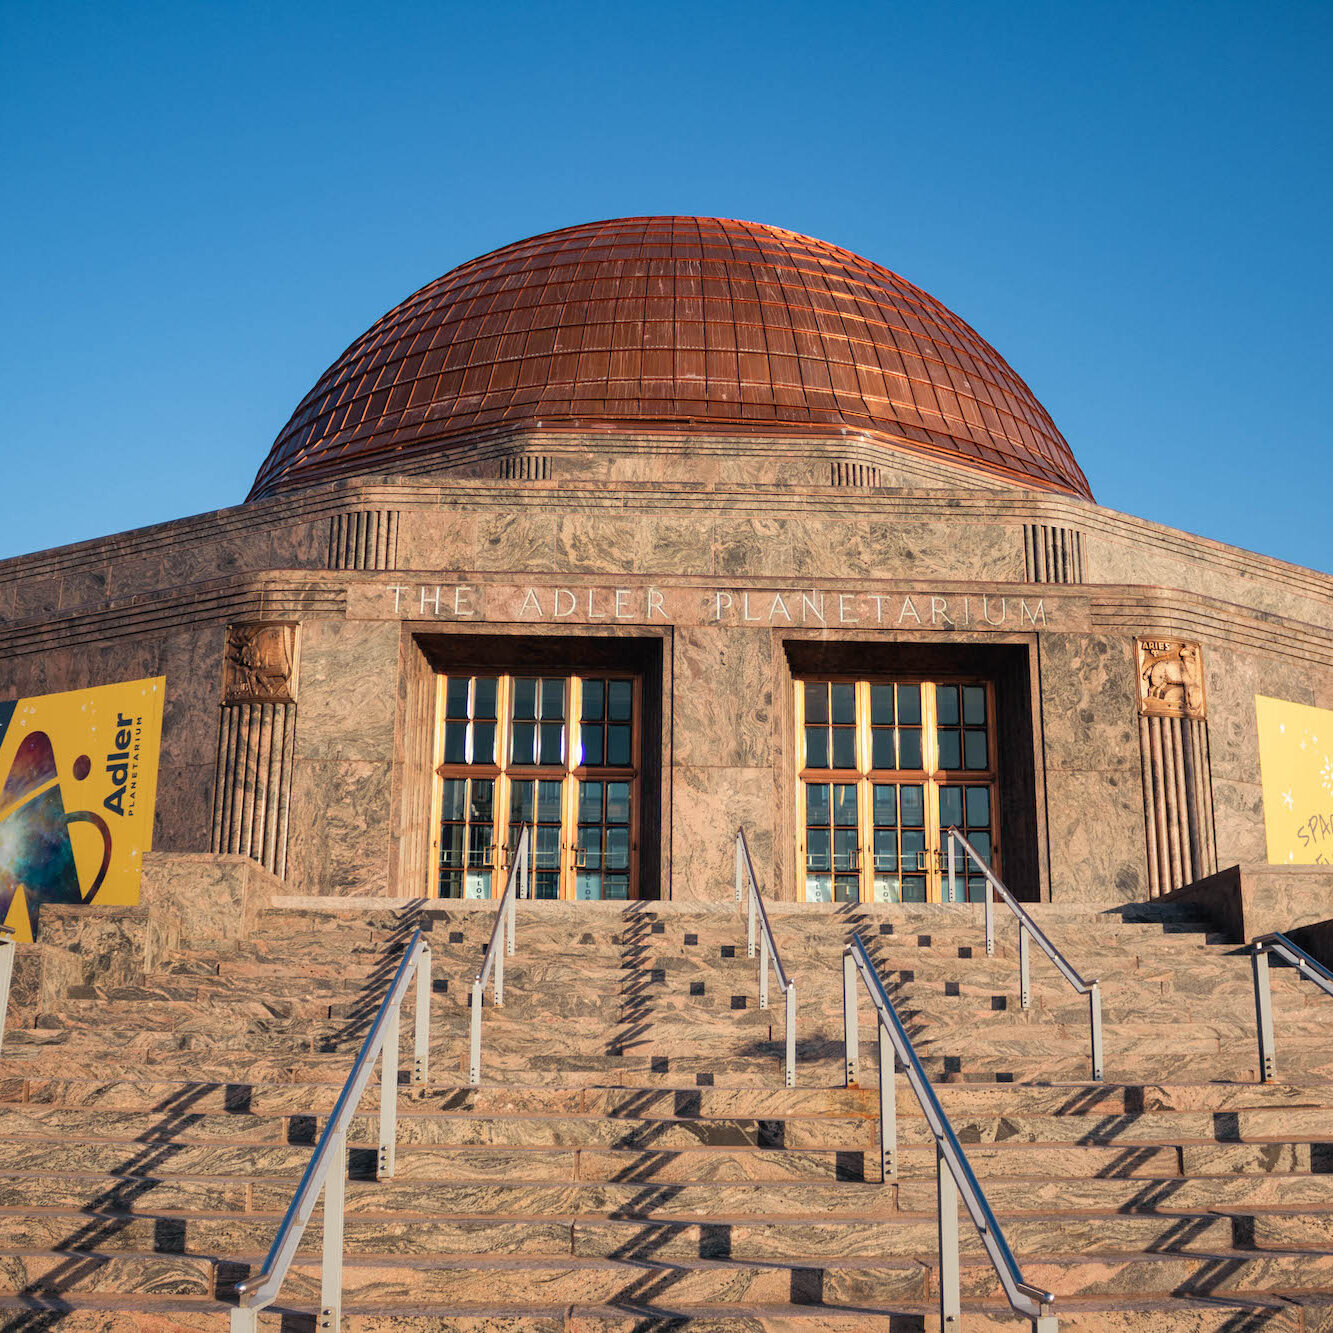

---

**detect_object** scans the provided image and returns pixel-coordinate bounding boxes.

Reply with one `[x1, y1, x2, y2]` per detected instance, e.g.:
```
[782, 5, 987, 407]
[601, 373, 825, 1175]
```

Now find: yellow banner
[1256, 695, 1333, 867]
[0, 678, 165, 940]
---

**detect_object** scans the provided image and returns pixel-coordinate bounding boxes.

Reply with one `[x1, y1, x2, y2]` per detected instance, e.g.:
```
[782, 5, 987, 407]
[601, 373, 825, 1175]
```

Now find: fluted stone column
[328, 510, 400, 570]
[209, 622, 300, 878]
[1024, 523, 1085, 583]
[1135, 638, 1216, 895]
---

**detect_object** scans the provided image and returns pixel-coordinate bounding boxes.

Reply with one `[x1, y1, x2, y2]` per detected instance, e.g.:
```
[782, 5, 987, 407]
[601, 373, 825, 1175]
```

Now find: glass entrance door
[796, 678, 999, 903]
[432, 672, 639, 900]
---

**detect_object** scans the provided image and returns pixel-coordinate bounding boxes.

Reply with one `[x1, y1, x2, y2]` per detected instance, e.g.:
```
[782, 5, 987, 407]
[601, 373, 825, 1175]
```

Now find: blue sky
[3, 1, 1330, 570]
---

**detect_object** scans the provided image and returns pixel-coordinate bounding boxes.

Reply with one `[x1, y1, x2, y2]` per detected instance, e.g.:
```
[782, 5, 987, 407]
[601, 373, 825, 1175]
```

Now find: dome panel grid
[251, 216, 1090, 499]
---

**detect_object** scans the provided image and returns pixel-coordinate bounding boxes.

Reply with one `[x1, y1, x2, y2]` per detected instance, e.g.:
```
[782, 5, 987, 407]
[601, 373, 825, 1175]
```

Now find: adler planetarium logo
[0, 677, 164, 940]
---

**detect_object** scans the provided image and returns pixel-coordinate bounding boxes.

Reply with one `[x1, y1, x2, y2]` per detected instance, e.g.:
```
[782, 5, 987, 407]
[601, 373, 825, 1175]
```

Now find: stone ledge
[1158, 863, 1333, 943]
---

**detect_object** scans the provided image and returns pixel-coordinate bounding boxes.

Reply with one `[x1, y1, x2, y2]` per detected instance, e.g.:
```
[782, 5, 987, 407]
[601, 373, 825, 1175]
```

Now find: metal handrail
[946, 827, 1103, 1081]
[469, 826, 530, 1085]
[0, 925, 15, 1056]
[1251, 931, 1333, 1082]
[844, 935, 1058, 1332]
[231, 922, 433, 1331]
[734, 828, 797, 1087]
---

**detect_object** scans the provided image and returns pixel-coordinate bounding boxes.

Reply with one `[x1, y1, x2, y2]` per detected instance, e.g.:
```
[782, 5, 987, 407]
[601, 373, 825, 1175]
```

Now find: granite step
[5, 1101, 1331, 1156]
[0, 1292, 1317, 1331]
[6, 1207, 1333, 1264]
[18, 1246, 1331, 1306]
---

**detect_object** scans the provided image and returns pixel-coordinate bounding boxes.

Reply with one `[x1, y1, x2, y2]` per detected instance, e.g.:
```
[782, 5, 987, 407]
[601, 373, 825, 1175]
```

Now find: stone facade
[2, 427, 1332, 912]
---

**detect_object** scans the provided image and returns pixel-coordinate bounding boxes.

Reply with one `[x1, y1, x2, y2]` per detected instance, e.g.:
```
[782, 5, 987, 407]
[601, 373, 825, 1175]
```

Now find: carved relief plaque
[223, 622, 300, 705]
[1136, 638, 1205, 719]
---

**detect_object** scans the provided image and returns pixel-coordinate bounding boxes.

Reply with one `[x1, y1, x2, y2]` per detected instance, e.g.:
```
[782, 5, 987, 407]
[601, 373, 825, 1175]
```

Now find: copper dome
[250, 216, 1091, 500]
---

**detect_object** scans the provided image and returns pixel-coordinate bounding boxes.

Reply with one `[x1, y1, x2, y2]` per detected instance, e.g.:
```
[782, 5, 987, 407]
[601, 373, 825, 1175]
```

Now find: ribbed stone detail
[830, 461, 880, 487]
[328, 510, 400, 570]
[209, 701, 296, 876]
[1140, 714, 1217, 895]
[1024, 523, 1085, 583]
[501, 455, 553, 481]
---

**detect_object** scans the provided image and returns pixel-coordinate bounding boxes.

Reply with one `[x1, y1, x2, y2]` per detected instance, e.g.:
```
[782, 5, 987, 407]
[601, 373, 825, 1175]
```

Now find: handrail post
[494, 916, 505, 1006]
[1018, 923, 1031, 1010]
[878, 1017, 896, 1181]
[378, 1004, 399, 1179]
[469, 977, 483, 1086]
[984, 880, 994, 957]
[735, 831, 744, 904]
[946, 833, 956, 904]
[1252, 945, 1276, 1082]
[747, 882, 757, 960]
[784, 983, 796, 1088]
[319, 1124, 346, 1331]
[508, 836, 523, 954]
[842, 947, 859, 1086]
[937, 1145, 961, 1329]
[1088, 981, 1104, 1082]
[413, 945, 431, 1085]
[759, 929, 770, 1009]
[231, 1307, 258, 1332]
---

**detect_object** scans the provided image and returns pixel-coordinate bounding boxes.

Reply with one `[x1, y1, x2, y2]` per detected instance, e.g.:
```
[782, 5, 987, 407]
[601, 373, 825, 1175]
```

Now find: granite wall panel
[285, 759, 393, 895]
[713, 519, 793, 578]
[671, 765, 777, 901]
[399, 511, 478, 573]
[671, 627, 775, 770]
[295, 618, 399, 763]
[1037, 635, 1140, 773]
[474, 511, 557, 572]
[1043, 766, 1147, 904]
[555, 515, 643, 574]
[641, 516, 712, 577]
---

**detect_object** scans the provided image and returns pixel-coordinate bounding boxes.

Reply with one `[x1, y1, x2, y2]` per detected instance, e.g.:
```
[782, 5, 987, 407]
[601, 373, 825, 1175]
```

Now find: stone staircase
[0, 892, 1330, 1329]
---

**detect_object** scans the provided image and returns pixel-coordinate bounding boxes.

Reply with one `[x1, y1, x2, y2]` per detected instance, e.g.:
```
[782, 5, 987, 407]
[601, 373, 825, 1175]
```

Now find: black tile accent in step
[696, 1072, 714, 1085]
[879, 923, 893, 934]
[1232, 1215, 1256, 1247]
[651, 922, 665, 934]
[449, 931, 464, 943]
[959, 946, 973, 958]
[1313, 1144, 1333, 1173]
[287, 1114, 316, 1145]
[675, 1091, 701, 1115]
[153, 1218, 187, 1254]
[348, 1148, 377, 1179]
[651, 968, 665, 983]
[731, 995, 747, 1010]
[698, 1223, 732, 1259]
[721, 945, 735, 958]
[224, 1084, 251, 1113]
[944, 1056, 961, 1076]
[991, 996, 1007, 1011]
[652, 1056, 669, 1074]
[917, 934, 931, 947]
[684, 932, 697, 945]
[433, 978, 448, 993]
[790, 1268, 824, 1306]
[944, 981, 959, 996]
[898, 969, 915, 982]
[689, 981, 704, 996]
[835, 1150, 866, 1181]
[757, 1119, 785, 1148]
[1213, 1112, 1241, 1142]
